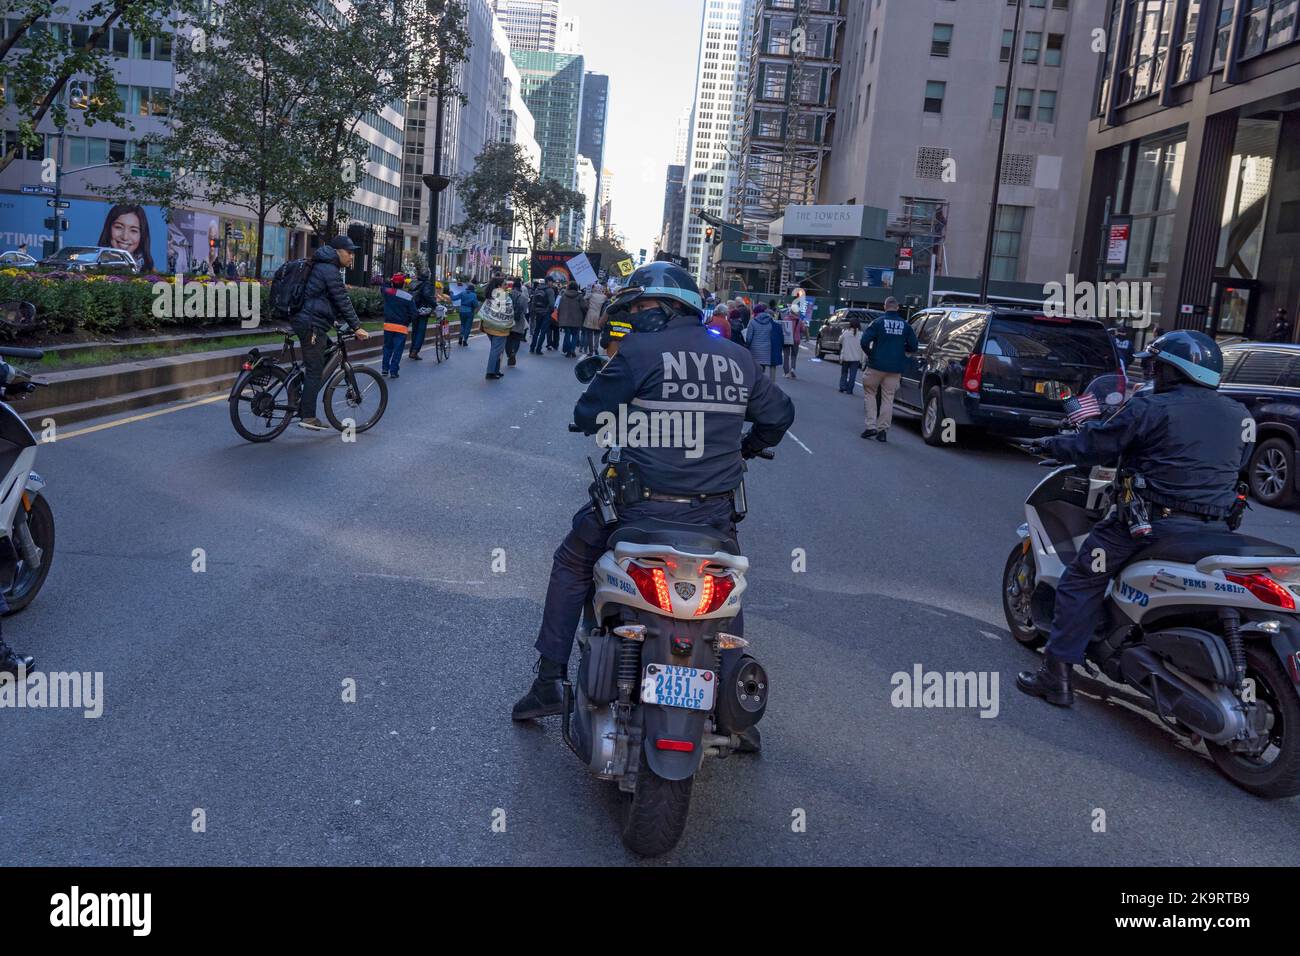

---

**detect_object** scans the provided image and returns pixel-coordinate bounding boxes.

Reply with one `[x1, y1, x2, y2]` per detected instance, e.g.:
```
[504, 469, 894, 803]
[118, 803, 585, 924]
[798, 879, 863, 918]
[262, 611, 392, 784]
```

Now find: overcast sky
[559, 0, 702, 256]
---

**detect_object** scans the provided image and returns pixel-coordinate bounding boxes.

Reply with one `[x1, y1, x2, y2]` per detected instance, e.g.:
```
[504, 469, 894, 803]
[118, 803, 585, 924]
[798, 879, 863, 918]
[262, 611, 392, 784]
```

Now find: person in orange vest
[381, 273, 416, 379]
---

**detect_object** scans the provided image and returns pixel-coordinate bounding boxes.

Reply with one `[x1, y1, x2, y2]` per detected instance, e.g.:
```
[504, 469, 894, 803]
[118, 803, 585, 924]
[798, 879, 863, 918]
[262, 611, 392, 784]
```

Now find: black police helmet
[1135, 329, 1222, 388]
[605, 261, 704, 332]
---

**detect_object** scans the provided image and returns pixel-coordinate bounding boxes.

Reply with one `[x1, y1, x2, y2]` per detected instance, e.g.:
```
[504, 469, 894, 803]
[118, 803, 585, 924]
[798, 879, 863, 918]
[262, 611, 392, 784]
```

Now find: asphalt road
[4, 335, 1300, 866]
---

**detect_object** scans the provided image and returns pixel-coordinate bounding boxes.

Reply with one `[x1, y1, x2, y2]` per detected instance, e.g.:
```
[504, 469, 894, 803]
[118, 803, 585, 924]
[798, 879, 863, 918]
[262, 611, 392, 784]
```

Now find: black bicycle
[229, 326, 388, 442]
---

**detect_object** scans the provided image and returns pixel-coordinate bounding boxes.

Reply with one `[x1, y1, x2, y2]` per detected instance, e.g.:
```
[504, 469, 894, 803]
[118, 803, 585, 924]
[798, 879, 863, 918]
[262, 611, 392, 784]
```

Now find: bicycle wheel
[229, 365, 297, 442]
[322, 364, 387, 433]
[439, 331, 451, 362]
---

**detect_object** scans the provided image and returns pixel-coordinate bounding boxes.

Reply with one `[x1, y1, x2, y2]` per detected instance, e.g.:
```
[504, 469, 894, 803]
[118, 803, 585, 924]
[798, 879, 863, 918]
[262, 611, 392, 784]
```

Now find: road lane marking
[46, 392, 228, 441]
[787, 431, 814, 455]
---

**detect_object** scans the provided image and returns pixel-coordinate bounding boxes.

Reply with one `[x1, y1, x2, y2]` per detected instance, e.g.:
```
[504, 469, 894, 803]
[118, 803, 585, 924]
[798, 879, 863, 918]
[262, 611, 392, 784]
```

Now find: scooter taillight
[1224, 572, 1296, 611]
[694, 573, 736, 616]
[627, 563, 673, 613]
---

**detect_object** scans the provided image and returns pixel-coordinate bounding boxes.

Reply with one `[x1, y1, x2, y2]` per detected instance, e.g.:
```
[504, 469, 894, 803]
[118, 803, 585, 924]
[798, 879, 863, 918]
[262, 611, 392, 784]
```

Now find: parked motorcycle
[0, 336, 54, 614]
[561, 355, 772, 856]
[1003, 374, 1300, 797]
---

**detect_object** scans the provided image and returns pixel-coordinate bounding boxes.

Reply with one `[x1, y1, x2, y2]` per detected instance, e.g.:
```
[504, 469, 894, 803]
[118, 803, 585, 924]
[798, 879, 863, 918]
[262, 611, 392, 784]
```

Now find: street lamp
[979, 0, 1023, 305]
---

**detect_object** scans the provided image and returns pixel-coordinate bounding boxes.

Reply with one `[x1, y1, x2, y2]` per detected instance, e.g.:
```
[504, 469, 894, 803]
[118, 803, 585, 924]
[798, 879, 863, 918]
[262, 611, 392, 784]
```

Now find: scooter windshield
[1081, 374, 1128, 411]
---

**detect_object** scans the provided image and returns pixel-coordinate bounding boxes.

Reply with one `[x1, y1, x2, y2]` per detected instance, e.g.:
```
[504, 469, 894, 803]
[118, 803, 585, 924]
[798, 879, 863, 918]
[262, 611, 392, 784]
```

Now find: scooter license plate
[641, 663, 715, 711]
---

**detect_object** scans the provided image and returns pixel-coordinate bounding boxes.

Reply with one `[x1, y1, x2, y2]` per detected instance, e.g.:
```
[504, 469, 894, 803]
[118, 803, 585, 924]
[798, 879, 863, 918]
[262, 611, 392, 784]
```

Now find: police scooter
[561, 354, 773, 856]
[1003, 375, 1300, 797]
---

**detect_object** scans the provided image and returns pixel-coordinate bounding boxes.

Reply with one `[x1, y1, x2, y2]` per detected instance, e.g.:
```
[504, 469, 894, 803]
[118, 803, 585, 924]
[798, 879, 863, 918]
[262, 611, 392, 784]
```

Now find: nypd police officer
[1017, 330, 1252, 707]
[511, 262, 795, 723]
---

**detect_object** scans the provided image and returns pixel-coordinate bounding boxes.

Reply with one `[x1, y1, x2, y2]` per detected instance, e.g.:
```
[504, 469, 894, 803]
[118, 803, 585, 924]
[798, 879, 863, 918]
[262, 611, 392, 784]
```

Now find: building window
[931, 23, 953, 56]
[1214, 0, 1235, 67]
[1175, 0, 1202, 83]
[1045, 32, 1064, 66]
[923, 80, 946, 113]
[1014, 87, 1033, 120]
[1022, 31, 1041, 64]
[993, 85, 1007, 119]
[1037, 89, 1057, 123]
[990, 205, 1027, 281]
[1000, 28, 1014, 61]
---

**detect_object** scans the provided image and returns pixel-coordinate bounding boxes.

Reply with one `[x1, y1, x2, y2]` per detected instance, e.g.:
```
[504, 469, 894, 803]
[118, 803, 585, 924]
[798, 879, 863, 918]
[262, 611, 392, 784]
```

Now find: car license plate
[641, 663, 715, 711]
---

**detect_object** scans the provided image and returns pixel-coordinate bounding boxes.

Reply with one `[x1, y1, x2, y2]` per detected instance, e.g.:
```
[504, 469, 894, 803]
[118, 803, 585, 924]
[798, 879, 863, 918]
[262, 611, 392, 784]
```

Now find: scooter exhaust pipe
[1119, 647, 1238, 742]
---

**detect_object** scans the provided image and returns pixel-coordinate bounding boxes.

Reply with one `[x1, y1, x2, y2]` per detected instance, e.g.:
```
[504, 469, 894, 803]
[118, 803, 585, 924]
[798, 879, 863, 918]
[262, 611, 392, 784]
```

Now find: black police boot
[0, 639, 33, 677]
[1016, 655, 1075, 707]
[511, 656, 566, 720]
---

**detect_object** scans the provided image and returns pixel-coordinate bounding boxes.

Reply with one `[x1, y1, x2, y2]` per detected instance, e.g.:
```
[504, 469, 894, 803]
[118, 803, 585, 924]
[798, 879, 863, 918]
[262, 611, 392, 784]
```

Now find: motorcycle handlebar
[0, 346, 44, 360]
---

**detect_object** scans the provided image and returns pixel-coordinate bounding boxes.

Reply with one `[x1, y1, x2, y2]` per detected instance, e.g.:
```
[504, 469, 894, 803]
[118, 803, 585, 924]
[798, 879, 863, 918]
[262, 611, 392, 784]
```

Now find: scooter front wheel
[3, 492, 54, 615]
[1001, 542, 1044, 648]
[621, 747, 693, 857]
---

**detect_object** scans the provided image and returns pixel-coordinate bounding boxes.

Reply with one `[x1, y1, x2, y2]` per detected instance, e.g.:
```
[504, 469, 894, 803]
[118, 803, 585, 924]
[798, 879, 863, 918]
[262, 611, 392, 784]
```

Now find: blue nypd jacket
[574, 315, 796, 495]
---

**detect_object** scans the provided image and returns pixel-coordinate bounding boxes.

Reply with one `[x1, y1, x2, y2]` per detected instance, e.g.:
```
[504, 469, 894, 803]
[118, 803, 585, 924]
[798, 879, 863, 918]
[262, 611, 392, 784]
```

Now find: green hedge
[0, 271, 384, 337]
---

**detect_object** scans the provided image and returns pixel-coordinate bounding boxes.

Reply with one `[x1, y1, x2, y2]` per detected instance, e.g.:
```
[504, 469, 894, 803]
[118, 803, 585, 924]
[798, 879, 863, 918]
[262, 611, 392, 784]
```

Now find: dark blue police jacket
[574, 315, 795, 496]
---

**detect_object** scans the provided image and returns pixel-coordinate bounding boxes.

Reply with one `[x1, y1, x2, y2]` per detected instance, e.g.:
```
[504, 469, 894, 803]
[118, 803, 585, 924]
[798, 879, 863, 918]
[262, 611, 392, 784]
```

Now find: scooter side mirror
[575, 354, 608, 384]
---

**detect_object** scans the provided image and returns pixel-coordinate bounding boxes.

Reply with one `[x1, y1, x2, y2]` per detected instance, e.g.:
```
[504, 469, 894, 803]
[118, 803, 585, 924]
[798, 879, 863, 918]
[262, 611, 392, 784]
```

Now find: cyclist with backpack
[273, 236, 370, 431]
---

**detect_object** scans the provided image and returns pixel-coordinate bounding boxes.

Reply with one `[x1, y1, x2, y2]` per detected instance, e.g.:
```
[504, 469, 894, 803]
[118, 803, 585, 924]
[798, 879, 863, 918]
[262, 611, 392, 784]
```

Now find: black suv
[813, 308, 881, 359]
[893, 305, 1123, 445]
[1220, 342, 1300, 508]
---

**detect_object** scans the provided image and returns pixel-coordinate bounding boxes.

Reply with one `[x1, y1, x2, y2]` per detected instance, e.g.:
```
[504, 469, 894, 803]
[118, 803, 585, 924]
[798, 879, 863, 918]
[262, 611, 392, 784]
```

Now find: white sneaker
[297, 417, 329, 431]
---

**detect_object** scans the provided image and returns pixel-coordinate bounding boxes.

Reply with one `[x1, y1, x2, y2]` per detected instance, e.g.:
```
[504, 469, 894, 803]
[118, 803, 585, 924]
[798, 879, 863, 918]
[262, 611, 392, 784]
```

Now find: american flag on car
[1063, 392, 1101, 426]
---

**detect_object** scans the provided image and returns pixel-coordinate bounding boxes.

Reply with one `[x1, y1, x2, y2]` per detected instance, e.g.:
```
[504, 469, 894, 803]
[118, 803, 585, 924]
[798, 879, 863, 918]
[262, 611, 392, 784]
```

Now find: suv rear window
[982, 317, 1118, 398]
[1230, 349, 1292, 386]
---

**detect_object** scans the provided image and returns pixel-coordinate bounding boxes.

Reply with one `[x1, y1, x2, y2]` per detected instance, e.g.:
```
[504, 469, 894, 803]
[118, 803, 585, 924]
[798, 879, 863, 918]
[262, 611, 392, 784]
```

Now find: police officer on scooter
[1017, 330, 1251, 707]
[511, 262, 795, 731]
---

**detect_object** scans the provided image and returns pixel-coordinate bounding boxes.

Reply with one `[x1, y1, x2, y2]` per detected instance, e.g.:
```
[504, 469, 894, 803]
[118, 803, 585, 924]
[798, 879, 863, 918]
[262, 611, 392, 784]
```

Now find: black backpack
[268, 259, 314, 319]
[530, 287, 551, 316]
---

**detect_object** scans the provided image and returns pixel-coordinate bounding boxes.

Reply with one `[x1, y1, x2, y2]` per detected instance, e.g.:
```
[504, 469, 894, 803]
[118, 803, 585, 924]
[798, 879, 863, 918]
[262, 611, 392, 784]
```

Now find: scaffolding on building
[888, 197, 949, 300]
[732, 0, 845, 295]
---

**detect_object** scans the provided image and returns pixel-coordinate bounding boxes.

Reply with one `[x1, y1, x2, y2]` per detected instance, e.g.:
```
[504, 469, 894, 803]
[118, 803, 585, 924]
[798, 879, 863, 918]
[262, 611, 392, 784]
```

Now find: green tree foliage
[0, 0, 188, 174]
[456, 141, 586, 252]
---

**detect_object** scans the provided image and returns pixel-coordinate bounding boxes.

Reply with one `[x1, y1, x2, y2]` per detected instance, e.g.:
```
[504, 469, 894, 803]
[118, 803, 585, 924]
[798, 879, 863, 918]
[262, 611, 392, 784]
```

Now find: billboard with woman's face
[0, 194, 167, 272]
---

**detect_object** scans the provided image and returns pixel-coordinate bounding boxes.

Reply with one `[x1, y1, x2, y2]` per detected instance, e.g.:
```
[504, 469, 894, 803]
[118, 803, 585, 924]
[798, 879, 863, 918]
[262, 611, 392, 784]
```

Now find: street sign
[898, 247, 913, 259]
[896, 259, 913, 272]
[740, 242, 774, 255]
[786, 248, 805, 260]
[508, 246, 529, 254]
[129, 166, 171, 180]
[615, 257, 635, 277]
[43, 217, 69, 230]
[20, 184, 55, 196]
[46, 199, 70, 208]
[1105, 215, 1132, 269]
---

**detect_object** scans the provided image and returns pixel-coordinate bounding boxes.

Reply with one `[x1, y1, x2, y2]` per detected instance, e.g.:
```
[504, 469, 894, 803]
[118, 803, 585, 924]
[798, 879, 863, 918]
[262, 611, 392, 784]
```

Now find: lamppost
[979, 0, 1022, 305]
[422, 70, 451, 279]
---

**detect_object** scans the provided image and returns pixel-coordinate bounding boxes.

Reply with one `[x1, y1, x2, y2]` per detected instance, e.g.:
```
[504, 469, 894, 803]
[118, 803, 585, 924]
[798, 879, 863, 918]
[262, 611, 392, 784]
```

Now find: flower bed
[0, 269, 383, 337]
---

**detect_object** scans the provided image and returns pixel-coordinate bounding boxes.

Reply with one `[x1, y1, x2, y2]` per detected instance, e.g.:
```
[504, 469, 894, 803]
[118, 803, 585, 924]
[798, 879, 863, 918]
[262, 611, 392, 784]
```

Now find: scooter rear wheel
[1001, 542, 1044, 648]
[621, 748, 693, 857]
[1206, 646, 1300, 798]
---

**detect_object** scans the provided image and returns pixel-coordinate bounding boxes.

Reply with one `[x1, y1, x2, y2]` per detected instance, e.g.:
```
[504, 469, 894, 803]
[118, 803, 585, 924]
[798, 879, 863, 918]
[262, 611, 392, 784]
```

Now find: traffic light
[547, 227, 556, 245]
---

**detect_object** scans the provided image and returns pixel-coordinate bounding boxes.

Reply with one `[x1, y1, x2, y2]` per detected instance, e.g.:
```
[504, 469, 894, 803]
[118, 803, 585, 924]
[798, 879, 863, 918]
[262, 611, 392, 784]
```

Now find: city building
[727, 0, 846, 294]
[820, 0, 1108, 297]
[575, 154, 598, 246]
[678, 0, 758, 285]
[557, 13, 582, 54]
[674, 107, 692, 166]
[1073, 0, 1300, 343]
[492, 0, 562, 53]
[579, 72, 610, 242]
[501, 50, 543, 274]
[513, 49, 586, 246]
[402, 0, 508, 280]
[599, 167, 614, 239]
[0, 9, 301, 277]
[658, 163, 687, 258]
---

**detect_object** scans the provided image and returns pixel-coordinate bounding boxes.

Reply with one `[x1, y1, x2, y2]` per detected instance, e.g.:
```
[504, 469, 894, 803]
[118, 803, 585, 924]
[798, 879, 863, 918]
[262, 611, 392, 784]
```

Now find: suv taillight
[963, 353, 985, 393]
